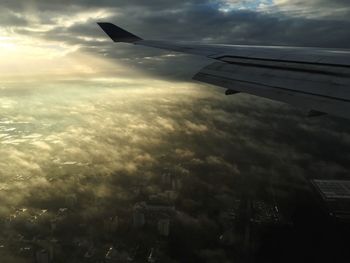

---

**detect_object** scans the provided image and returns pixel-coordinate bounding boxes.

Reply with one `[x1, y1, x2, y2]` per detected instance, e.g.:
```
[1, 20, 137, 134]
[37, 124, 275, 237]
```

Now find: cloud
[273, 0, 350, 19]
[3, 1, 347, 45]
[0, 78, 340, 209]
[1, 0, 350, 84]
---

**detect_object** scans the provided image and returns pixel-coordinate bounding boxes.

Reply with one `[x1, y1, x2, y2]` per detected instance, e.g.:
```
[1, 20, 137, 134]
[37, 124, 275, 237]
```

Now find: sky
[1, 1, 350, 262]
[2, 0, 350, 81]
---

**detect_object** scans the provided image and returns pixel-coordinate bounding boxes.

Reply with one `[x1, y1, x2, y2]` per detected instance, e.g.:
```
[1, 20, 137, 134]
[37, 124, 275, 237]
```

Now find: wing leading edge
[98, 22, 350, 120]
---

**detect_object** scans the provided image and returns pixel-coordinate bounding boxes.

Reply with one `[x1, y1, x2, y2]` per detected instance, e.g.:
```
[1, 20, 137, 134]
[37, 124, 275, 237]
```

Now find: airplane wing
[97, 22, 350, 120]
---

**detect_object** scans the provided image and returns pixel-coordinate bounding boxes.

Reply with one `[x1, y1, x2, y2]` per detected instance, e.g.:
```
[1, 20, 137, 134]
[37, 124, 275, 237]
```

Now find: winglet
[97, 22, 142, 43]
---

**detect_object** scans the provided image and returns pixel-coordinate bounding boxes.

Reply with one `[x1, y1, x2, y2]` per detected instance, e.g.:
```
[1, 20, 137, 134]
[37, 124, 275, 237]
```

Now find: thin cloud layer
[0, 78, 349, 210]
[0, 78, 349, 262]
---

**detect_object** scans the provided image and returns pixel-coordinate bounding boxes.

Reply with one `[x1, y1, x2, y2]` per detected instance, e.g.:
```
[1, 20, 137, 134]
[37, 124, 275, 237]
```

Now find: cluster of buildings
[132, 170, 182, 237]
[310, 179, 350, 222]
[133, 201, 175, 237]
[218, 198, 283, 248]
[0, 171, 184, 262]
[251, 200, 280, 225]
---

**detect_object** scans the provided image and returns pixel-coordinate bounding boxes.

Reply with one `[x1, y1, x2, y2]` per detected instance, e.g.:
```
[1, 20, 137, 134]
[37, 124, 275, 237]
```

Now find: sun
[0, 29, 118, 82]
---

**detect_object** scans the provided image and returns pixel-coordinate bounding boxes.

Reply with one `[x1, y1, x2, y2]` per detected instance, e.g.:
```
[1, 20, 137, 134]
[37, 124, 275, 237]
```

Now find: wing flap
[193, 62, 350, 119]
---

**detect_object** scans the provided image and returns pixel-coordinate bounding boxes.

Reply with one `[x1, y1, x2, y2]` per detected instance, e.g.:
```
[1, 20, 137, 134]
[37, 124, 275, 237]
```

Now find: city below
[1, 169, 350, 263]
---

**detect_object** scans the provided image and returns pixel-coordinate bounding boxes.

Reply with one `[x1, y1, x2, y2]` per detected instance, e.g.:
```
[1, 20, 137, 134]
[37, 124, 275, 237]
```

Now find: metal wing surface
[98, 22, 350, 119]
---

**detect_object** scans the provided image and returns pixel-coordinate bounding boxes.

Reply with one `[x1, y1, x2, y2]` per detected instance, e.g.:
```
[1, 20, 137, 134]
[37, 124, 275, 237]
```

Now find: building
[36, 249, 50, 263]
[311, 179, 350, 222]
[104, 216, 119, 232]
[148, 248, 157, 263]
[105, 246, 133, 262]
[161, 173, 182, 191]
[157, 219, 170, 237]
[251, 200, 280, 224]
[133, 204, 146, 228]
[162, 173, 172, 187]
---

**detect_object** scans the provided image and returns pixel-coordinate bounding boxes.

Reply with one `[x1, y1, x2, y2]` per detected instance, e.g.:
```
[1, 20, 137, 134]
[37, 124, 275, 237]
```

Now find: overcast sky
[1, 0, 350, 80]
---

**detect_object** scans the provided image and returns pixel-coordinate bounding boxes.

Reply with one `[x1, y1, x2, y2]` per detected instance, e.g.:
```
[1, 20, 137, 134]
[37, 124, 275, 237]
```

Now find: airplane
[97, 22, 350, 120]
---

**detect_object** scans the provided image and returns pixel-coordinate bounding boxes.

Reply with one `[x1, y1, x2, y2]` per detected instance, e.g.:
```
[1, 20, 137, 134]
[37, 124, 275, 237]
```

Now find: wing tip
[97, 22, 142, 43]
